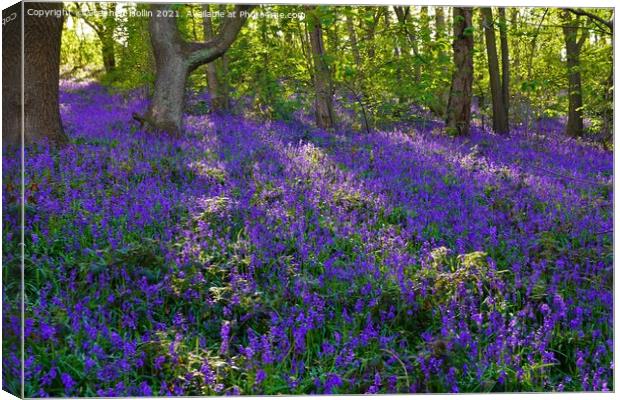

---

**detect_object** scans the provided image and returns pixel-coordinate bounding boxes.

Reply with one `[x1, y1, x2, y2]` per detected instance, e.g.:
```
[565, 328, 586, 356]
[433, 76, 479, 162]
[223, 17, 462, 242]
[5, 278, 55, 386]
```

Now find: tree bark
[307, 7, 336, 130]
[148, 60, 188, 135]
[510, 8, 519, 79]
[3, 2, 68, 148]
[599, 70, 613, 146]
[364, 7, 381, 59]
[476, 13, 487, 129]
[217, 4, 231, 112]
[445, 8, 474, 136]
[99, 2, 116, 74]
[433, 6, 449, 118]
[345, 8, 361, 68]
[100, 35, 116, 73]
[524, 9, 548, 134]
[498, 8, 510, 118]
[482, 7, 509, 134]
[146, 4, 252, 134]
[561, 11, 586, 137]
[202, 3, 223, 113]
[435, 6, 445, 40]
[2, 4, 23, 149]
[220, 54, 230, 111]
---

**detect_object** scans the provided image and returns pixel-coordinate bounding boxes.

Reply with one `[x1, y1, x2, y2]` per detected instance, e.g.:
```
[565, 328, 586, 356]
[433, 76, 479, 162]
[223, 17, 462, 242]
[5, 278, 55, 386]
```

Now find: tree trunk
[562, 11, 585, 138]
[69, 3, 118, 76]
[498, 7, 510, 118]
[17, 3, 68, 145]
[220, 53, 231, 111]
[524, 9, 548, 134]
[393, 6, 420, 83]
[307, 8, 336, 130]
[601, 70, 613, 145]
[202, 4, 222, 113]
[364, 7, 380, 59]
[435, 6, 445, 40]
[149, 60, 188, 135]
[433, 6, 449, 118]
[509, 8, 523, 125]
[482, 7, 509, 134]
[385, 9, 404, 115]
[101, 36, 116, 74]
[3, 4, 23, 149]
[147, 4, 189, 135]
[346, 8, 361, 68]
[476, 15, 487, 128]
[445, 7, 474, 136]
[327, 12, 340, 55]
[217, 4, 231, 112]
[146, 4, 252, 134]
[510, 8, 520, 81]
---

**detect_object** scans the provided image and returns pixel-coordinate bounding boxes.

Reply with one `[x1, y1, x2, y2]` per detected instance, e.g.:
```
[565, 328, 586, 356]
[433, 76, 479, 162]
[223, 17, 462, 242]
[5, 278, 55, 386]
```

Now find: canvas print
[1, 1, 614, 397]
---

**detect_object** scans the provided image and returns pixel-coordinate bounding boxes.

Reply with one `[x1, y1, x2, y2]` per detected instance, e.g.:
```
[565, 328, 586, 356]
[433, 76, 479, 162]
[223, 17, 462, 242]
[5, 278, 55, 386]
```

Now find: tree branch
[185, 5, 255, 71]
[577, 24, 589, 49]
[393, 6, 419, 56]
[566, 8, 613, 33]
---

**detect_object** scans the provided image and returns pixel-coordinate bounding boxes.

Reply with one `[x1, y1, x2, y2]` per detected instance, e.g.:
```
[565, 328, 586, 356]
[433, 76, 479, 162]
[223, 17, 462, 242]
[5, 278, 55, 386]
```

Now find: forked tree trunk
[3, 2, 67, 148]
[562, 11, 586, 138]
[445, 7, 474, 136]
[482, 7, 509, 134]
[307, 8, 336, 130]
[146, 4, 253, 134]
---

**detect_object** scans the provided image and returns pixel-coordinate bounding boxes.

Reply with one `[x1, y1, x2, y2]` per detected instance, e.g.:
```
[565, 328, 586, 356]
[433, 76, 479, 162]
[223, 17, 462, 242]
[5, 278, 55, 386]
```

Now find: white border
[0, 1, 616, 400]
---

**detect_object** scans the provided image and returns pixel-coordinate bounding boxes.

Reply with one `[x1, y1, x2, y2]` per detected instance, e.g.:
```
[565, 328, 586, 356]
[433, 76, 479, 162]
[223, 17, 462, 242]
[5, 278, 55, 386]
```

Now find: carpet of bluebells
[2, 81, 613, 396]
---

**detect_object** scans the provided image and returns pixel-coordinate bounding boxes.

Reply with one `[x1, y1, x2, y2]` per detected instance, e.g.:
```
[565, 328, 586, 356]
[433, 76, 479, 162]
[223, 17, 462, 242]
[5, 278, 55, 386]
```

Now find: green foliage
[60, 15, 102, 78]
[106, 4, 155, 90]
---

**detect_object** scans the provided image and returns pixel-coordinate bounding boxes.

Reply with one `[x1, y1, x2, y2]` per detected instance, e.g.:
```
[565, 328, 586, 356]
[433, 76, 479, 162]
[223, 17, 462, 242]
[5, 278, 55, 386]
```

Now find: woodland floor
[2, 81, 614, 396]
